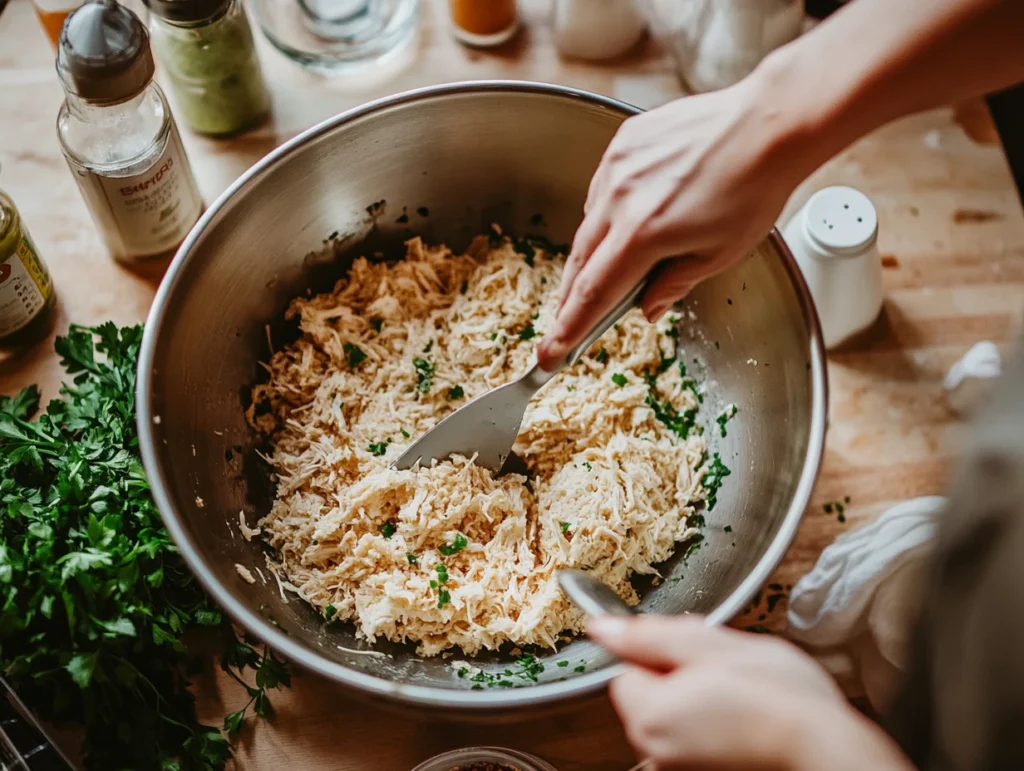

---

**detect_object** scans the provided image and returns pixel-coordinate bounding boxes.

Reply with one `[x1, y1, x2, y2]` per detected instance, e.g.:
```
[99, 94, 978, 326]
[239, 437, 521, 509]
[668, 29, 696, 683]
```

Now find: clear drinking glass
[250, 0, 420, 75]
[644, 0, 804, 93]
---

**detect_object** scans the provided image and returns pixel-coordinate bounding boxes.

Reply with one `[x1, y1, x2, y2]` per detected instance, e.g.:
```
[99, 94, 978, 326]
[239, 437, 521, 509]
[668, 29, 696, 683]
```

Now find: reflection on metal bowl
[137, 81, 827, 715]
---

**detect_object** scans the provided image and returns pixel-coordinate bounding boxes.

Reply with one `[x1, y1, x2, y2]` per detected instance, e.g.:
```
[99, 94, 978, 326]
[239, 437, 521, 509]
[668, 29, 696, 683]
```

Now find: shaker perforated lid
[802, 186, 878, 256]
[56, 0, 154, 104]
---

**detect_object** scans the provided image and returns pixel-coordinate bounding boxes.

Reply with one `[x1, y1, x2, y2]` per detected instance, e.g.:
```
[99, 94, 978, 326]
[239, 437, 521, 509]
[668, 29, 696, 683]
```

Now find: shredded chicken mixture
[249, 235, 710, 656]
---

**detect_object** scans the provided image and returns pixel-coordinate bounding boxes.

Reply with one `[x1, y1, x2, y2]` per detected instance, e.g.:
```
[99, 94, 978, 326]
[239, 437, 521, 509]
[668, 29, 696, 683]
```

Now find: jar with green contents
[145, 0, 270, 137]
[0, 187, 56, 347]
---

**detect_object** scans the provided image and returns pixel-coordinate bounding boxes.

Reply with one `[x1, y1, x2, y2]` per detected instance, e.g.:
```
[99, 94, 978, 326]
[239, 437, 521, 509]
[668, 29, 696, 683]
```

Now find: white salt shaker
[553, 0, 647, 61]
[783, 186, 883, 349]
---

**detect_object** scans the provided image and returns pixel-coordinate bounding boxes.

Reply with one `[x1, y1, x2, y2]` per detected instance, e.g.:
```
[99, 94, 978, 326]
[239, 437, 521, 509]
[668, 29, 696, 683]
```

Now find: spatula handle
[564, 280, 647, 367]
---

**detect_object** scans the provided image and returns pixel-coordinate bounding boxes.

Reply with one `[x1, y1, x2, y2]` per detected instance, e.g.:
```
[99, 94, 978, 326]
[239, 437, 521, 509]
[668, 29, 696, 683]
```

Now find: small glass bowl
[412, 746, 559, 771]
[250, 0, 420, 76]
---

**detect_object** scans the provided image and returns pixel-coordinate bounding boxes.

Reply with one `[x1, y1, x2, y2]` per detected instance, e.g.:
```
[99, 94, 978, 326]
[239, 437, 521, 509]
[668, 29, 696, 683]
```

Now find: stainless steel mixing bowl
[138, 81, 827, 713]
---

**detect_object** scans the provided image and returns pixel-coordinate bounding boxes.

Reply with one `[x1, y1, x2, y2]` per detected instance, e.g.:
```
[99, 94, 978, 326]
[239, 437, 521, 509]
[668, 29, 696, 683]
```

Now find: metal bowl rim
[137, 79, 828, 711]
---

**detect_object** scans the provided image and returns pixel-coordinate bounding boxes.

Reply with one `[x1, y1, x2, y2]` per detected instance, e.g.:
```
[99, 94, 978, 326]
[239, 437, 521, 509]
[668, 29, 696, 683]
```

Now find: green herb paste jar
[146, 0, 270, 137]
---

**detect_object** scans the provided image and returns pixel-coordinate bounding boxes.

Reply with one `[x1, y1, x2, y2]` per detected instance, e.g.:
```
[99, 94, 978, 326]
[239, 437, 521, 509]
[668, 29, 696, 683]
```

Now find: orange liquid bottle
[33, 3, 78, 47]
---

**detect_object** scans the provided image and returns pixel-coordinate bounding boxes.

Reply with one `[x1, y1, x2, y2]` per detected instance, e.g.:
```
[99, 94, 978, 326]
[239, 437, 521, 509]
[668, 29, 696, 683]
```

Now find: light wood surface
[2, 0, 1023, 768]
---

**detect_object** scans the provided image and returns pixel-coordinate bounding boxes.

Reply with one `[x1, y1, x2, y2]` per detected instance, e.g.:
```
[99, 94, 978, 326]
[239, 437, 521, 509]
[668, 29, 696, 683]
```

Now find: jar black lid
[57, 0, 155, 104]
[143, 0, 231, 24]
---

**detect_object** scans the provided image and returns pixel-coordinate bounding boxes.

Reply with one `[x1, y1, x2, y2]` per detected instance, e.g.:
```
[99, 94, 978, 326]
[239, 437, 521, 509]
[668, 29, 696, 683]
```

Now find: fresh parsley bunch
[0, 324, 288, 770]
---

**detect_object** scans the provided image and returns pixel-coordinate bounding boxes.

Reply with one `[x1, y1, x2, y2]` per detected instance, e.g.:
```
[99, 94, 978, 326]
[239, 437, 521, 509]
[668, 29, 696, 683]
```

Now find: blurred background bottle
[448, 0, 517, 47]
[145, 0, 270, 137]
[31, 0, 148, 47]
[0, 184, 56, 348]
[55, 0, 204, 264]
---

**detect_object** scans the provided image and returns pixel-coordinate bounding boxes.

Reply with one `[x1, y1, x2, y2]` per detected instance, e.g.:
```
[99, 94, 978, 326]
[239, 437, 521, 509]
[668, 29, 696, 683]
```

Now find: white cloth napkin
[787, 496, 947, 710]
[944, 341, 1002, 416]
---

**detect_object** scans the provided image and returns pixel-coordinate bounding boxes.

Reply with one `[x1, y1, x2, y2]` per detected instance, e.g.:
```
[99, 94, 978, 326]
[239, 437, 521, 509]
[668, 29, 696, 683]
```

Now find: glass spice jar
[145, 0, 270, 137]
[448, 0, 517, 47]
[0, 186, 57, 347]
[56, 0, 205, 264]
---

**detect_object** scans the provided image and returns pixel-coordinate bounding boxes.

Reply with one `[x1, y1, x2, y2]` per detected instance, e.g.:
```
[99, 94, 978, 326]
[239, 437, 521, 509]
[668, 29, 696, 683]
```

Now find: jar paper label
[91, 125, 203, 260]
[0, 239, 50, 337]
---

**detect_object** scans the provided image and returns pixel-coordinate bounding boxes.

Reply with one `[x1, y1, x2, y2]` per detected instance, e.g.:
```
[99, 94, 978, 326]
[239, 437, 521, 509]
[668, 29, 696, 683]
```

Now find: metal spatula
[392, 278, 649, 473]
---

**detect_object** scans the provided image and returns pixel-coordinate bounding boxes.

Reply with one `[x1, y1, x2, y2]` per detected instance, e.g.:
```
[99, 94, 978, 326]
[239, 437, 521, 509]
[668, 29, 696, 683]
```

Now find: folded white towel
[787, 496, 946, 710]
[944, 341, 1001, 416]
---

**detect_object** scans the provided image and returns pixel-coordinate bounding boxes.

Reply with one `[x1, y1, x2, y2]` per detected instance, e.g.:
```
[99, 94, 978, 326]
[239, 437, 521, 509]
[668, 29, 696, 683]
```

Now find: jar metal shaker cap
[142, 0, 231, 24]
[802, 186, 879, 257]
[57, 0, 155, 105]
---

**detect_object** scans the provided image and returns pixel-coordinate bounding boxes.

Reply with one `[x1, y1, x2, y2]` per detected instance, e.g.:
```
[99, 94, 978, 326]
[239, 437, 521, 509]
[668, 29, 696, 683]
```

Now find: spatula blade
[392, 376, 534, 472]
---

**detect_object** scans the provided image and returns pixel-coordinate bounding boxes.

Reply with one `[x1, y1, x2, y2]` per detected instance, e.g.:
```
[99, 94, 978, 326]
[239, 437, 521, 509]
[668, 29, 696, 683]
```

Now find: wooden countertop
[2, 0, 1023, 768]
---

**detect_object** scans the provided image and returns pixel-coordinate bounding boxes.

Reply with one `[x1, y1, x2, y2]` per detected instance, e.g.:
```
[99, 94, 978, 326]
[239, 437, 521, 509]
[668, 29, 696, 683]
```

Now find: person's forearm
[755, 0, 1024, 181]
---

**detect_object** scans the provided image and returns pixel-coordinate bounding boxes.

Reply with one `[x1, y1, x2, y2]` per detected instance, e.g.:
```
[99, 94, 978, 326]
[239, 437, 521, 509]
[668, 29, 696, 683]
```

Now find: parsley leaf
[594, 347, 608, 364]
[380, 522, 397, 539]
[447, 385, 465, 400]
[0, 325, 289, 771]
[368, 440, 390, 456]
[432, 563, 451, 608]
[438, 533, 468, 556]
[700, 452, 732, 510]
[518, 324, 537, 341]
[611, 373, 627, 387]
[413, 357, 436, 393]
[344, 342, 367, 368]
[370, 318, 384, 333]
[716, 404, 738, 437]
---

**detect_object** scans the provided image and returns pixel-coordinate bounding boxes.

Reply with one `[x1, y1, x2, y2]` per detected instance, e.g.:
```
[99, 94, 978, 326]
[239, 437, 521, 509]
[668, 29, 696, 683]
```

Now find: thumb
[587, 615, 732, 672]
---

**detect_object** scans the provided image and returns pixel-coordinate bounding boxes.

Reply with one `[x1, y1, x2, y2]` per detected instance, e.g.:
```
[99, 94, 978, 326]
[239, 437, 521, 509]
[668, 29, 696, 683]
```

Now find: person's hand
[537, 67, 813, 371]
[589, 615, 915, 771]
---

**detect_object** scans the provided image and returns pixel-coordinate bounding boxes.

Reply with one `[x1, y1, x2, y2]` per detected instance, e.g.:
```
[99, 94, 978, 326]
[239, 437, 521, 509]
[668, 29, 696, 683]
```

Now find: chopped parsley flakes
[611, 373, 627, 387]
[701, 452, 732, 511]
[518, 324, 537, 341]
[594, 347, 608, 364]
[368, 439, 392, 456]
[447, 385, 465, 400]
[325, 604, 337, 621]
[683, 377, 704, 404]
[380, 522, 397, 539]
[406, 553, 418, 565]
[457, 655, 546, 689]
[401, 428, 411, 438]
[343, 342, 367, 368]
[516, 239, 536, 267]
[370, 318, 384, 333]
[646, 391, 698, 440]
[430, 563, 451, 609]
[559, 521, 571, 533]
[413, 357, 436, 393]
[438, 533, 468, 556]
[716, 404, 738, 437]
[583, 461, 592, 472]
[824, 500, 848, 522]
